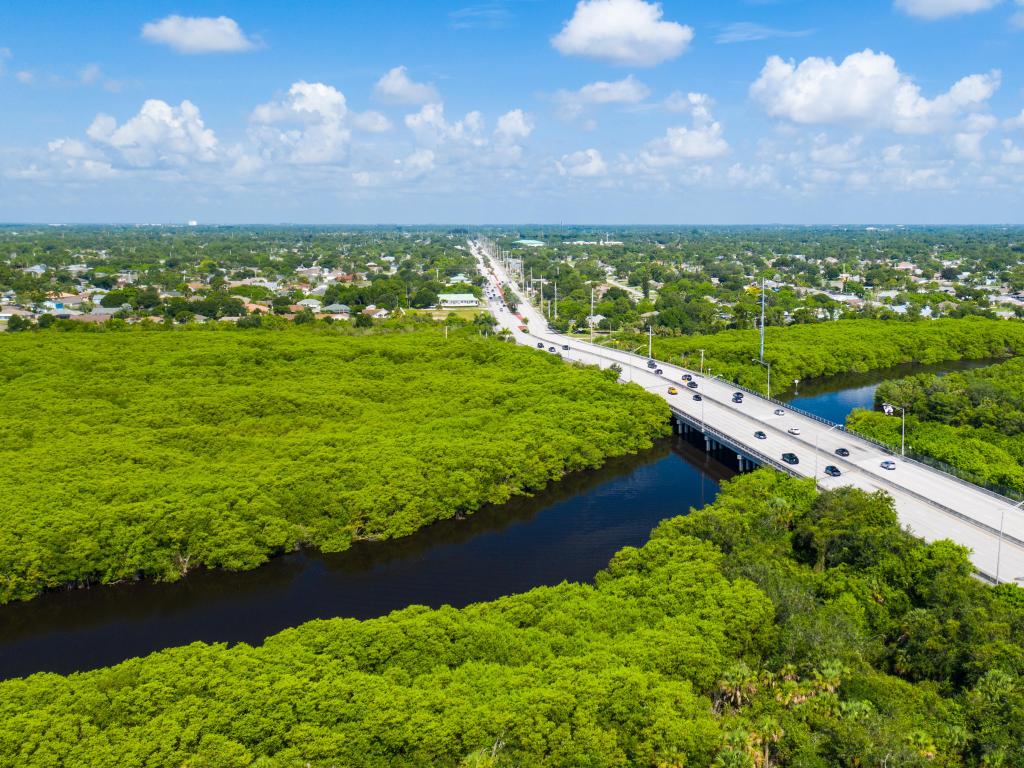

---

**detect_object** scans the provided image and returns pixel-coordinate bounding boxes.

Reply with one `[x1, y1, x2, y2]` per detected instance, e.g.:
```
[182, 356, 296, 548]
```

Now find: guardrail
[670, 407, 803, 479]
[597, 339, 1024, 507]
[484, 247, 1024, 519]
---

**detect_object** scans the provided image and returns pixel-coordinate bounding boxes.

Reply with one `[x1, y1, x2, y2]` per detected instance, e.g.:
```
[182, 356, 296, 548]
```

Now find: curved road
[472, 240, 1024, 585]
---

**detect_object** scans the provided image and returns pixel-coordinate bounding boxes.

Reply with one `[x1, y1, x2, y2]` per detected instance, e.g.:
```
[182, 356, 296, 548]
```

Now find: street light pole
[699, 348, 705, 375]
[996, 499, 1024, 584]
[648, 325, 653, 360]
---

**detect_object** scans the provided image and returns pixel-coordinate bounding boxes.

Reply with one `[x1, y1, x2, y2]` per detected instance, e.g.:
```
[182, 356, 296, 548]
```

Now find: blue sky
[2, 0, 1024, 223]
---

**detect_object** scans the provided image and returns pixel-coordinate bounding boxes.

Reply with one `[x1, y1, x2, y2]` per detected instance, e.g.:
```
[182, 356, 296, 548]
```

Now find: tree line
[2, 472, 1021, 766]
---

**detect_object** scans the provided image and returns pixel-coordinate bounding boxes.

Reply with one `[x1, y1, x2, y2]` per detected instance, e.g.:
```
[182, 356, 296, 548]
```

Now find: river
[0, 357, 999, 680]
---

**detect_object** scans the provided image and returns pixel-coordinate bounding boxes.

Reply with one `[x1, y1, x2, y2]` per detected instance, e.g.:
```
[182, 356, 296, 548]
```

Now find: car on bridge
[824, 465, 842, 477]
[788, 426, 801, 435]
[681, 374, 692, 381]
[782, 453, 799, 465]
[881, 460, 897, 470]
[687, 381, 698, 389]
[774, 408, 785, 416]
[835, 447, 850, 457]
[646, 360, 657, 369]
[561, 344, 569, 350]
[754, 431, 767, 440]
[668, 387, 678, 395]
[547, 346, 557, 353]
[692, 394, 702, 401]
[732, 394, 744, 403]
[655, 368, 663, 375]
[536, 342, 544, 348]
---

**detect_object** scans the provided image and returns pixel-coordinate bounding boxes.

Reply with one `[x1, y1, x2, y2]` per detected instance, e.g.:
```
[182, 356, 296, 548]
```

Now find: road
[471, 239, 1024, 585]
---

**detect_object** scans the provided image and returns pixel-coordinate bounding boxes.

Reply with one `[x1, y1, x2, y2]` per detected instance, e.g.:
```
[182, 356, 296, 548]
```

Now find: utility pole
[590, 286, 595, 343]
[760, 275, 766, 362]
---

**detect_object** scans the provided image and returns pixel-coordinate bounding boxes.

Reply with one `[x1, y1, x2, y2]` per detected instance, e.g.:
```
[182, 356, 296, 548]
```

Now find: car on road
[732, 395, 743, 403]
[788, 426, 801, 435]
[754, 431, 767, 440]
[681, 374, 692, 381]
[835, 447, 850, 457]
[774, 408, 785, 416]
[536, 342, 544, 349]
[881, 460, 897, 470]
[824, 465, 842, 477]
[647, 360, 657, 369]
[686, 381, 698, 389]
[561, 344, 569, 350]
[547, 346, 557, 353]
[782, 452, 799, 465]
[655, 368, 663, 375]
[667, 386, 679, 395]
[733, 392, 744, 399]
[692, 394, 702, 401]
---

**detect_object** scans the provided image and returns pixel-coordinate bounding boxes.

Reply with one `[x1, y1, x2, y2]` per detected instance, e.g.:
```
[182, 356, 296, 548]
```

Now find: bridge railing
[599, 340, 1024, 508]
[669, 407, 803, 479]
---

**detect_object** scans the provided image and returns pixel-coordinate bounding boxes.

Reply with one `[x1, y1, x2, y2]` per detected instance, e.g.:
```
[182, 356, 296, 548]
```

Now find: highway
[470, 239, 1024, 585]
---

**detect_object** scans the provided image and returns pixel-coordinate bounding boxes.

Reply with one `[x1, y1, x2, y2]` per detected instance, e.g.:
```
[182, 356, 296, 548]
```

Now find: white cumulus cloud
[551, 0, 694, 67]
[251, 81, 351, 164]
[557, 148, 608, 177]
[405, 103, 486, 147]
[750, 49, 1000, 133]
[639, 93, 728, 168]
[894, 0, 1001, 19]
[141, 15, 258, 54]
[374, 66, 439, 105]
[554, 75, 650, 120]
[86, 99, 219, 167]
[495, 110, 535, 141]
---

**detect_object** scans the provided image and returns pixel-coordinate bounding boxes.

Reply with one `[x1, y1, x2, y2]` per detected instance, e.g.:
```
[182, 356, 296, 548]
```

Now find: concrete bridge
[472, 239, 1024, 586]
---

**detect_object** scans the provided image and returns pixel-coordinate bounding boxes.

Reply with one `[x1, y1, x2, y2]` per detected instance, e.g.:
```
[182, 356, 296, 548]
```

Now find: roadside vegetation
[3, 472, 1021, 767]
[631, 318, 1024, 395]
[848, 356, 1024, 493]
[0, 327, 669, 604]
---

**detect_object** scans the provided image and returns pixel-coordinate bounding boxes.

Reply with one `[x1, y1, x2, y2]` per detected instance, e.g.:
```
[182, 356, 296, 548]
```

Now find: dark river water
[0, 357, 1001, 680]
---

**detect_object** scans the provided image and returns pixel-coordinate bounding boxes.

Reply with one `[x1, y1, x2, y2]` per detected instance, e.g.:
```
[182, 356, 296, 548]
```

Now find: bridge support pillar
[704, 435, 711, 453]
[737, 454, 744, 472]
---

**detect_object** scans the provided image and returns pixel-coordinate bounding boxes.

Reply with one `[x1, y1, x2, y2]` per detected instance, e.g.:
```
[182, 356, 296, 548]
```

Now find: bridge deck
[473, 240, 1024, 585]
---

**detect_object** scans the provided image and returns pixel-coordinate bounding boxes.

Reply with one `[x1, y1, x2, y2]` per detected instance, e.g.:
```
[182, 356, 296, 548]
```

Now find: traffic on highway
[471, 239, 1024, 585]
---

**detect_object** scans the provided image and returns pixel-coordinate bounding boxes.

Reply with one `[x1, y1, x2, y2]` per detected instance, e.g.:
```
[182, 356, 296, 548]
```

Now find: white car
[881, 460, 897, 470]
[788, 426, 801, 435]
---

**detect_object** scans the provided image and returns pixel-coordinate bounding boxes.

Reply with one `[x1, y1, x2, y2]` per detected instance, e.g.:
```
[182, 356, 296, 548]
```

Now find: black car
[536, 342, 544, 349]
[692, 394, 702, 401]
[686, 381, 698, 389]
[754, 431, 767, 440]
[561, 344, 569, 350]
[547, 346, 556, 353]
[681, 374, 692, 381]
[655, 368, 663, 375]
[782, 452, 799, 465]
[732, 395, 743, 403]
[835, 447, 850, 457]
[647, 360, 657, 369]
[733, 392, 744, 399]
[824, 465, 842, 477]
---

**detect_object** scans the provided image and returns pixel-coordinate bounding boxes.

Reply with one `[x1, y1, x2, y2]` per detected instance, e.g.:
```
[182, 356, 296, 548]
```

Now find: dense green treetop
[630, 318, 1024, 395]
[848, 356, 1024, 493]
[0, 327, 668, 604]
[2, 472, 1021, 767]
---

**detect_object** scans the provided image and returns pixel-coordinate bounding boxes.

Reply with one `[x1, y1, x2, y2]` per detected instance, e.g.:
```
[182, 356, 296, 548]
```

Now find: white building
[438, 293, 480, 308]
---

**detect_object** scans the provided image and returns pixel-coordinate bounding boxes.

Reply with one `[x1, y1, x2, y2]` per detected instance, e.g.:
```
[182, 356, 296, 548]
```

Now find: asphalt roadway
[471, 240, 1024, 585]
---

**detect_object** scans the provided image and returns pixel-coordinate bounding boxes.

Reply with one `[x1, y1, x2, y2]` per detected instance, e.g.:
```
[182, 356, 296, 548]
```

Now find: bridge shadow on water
[0, 435, 735, 680]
